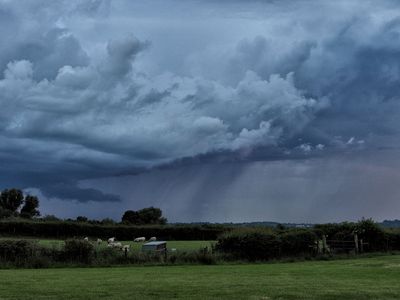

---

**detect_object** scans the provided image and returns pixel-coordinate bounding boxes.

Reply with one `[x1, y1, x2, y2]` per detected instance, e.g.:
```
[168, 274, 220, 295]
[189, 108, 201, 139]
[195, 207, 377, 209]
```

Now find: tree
[122, 210, 140, 224]
[0, 207, 13, 219]
[76, 216, 88, 223]
[0, 189, 41, 219]
[41, 214, 60, 222]
[20, 195, 40, 218]
[122, 207, 167, 225]
[0, 189, 24, 215]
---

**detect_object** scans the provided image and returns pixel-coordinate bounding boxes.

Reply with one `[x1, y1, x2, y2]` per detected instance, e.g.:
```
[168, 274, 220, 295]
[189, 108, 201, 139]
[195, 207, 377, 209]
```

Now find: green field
[0, 255, 400, 299]
[0, 237, 214, 252]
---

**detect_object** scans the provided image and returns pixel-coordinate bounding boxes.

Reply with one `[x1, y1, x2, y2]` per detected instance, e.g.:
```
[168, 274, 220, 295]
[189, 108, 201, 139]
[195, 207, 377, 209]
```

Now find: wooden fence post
[354, 233, 359, 254]
[322, 235, 328, 254]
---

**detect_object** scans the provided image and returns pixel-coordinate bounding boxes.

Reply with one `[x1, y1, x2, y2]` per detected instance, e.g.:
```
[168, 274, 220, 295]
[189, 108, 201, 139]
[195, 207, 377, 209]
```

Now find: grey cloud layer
[0, 0, 399, 208]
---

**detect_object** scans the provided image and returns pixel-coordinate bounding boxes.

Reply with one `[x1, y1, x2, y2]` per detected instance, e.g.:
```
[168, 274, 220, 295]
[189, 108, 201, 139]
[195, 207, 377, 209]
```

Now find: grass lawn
[0, 255, 400, 299]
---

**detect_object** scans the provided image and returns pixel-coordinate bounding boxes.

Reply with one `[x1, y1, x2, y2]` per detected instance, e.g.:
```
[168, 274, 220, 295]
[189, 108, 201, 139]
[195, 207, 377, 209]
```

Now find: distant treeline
[0, 219, 230, 240]
[381, 219, 400, 228]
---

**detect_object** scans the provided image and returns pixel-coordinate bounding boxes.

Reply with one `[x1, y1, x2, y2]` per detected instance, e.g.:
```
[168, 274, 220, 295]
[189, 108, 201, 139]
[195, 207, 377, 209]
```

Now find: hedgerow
[0, 219, 228, 240]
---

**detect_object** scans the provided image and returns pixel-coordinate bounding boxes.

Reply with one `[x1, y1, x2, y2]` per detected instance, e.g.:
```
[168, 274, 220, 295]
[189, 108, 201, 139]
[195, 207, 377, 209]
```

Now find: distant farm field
[0, 237, 214, 252]
[1, 255, 400, 299]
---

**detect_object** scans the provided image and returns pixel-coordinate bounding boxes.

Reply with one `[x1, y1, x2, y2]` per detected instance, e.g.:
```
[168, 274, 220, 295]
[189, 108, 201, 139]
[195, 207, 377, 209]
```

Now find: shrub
[386, 230, 400, 250]
[0, 208, 13, 219]
[0, 239, 37, 265]
[313, 222, 355, 239]
[314, 219, 388, 252]
[63, 239, 94, 264]
[216, 228, 280, 261]
[280, 230, 317, 256]
[356, 219, 386, 251]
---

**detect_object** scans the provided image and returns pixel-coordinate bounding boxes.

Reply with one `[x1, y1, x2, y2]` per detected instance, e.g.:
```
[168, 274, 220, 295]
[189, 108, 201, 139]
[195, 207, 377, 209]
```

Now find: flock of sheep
[82, 236, 157, 252]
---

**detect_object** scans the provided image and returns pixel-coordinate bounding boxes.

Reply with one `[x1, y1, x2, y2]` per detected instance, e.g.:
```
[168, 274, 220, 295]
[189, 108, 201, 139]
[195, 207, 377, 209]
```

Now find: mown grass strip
[0, 255, 400, 299]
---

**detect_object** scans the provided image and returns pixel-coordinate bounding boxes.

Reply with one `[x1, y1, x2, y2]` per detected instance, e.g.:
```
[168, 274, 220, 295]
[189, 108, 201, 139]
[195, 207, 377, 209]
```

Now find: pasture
[1, 255, 400, 299]
[0, 237, 214, 252]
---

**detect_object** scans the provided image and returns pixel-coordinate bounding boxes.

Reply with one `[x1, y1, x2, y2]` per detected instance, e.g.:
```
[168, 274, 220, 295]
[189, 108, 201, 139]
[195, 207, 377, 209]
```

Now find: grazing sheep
[113, 242, 122, 248]
[108, 237, 115, 244]
[134, 237, 146, 242]
[122, 245, 130, 252]
[149, 237, 157, 241]
[107, 242, 122, 249]
[97, 238, 102, 245]
[83, 237, 89, 242]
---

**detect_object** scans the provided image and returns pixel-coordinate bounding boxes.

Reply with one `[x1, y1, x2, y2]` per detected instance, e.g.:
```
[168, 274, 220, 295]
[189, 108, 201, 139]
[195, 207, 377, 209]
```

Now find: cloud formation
[0, 0, 400, 220]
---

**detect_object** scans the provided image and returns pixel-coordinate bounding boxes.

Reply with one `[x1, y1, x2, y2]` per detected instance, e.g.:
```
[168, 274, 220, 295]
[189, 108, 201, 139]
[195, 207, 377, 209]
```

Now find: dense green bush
[356, 219, 387, 251]
[216, 228, 319, 260]
[313, 222, 355, 239]
[314, 219, 389, 252]
[280, 230, 317, 256]
[216, 228, 280, 261]
[63, 240, 94, 264]
[0, 240, 37, 265]
[385, 229, 400, 250]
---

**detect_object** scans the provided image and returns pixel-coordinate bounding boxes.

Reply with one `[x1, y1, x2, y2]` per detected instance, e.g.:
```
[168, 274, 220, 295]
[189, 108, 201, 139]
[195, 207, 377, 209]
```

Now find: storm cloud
[1, 0, 400, 221]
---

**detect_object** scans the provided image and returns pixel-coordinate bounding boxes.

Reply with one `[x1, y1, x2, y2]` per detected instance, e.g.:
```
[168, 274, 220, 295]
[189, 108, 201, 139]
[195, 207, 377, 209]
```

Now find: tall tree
[0, 189, 24, 213]
[122, 210, 140, 224]
[122, 207, 167, 225]
[20, 195, 40, 218]
[76, 216, 88, 222]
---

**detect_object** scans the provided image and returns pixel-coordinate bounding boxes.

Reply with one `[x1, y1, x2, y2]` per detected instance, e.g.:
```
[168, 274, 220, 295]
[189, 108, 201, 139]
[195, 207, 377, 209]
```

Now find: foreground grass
[1, 255, 400, 299]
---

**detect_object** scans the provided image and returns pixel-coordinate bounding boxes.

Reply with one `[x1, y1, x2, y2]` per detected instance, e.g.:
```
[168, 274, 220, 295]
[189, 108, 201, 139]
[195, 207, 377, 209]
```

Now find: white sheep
[97, 238, 102, 245]
[108, 237, 115, 244]
[122, 245, 130, 252]
[107, 242, 122, 249]
[113, 242, 122, 249]
[149, 237, 157, 241]
[83, 237, 89, 242]
[134, 237, 146, 242]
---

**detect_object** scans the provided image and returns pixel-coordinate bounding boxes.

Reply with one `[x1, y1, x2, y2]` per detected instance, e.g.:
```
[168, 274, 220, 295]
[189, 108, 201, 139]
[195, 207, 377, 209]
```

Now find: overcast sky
[1, 0, 400, 222]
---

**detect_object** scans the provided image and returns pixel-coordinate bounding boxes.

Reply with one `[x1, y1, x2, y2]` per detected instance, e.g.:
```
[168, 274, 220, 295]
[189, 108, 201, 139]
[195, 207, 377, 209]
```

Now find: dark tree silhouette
[20, 195, 40, 218]
[122, 210, 140, 224]
[76, 216, 88, 222]
[122, 207, 167, 225]
[0, 189, 24, 213]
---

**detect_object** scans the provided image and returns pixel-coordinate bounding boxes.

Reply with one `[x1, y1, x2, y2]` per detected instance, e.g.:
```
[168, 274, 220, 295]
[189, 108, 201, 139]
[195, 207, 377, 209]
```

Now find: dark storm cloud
[0, 0, 400, 218]
[42, 182, 119, 203]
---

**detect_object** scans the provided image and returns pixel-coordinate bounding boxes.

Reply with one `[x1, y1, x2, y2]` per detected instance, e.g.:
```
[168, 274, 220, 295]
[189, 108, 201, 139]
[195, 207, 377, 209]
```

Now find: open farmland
[0, 237, 214, 252]
[1, 255, 400, 299]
